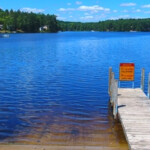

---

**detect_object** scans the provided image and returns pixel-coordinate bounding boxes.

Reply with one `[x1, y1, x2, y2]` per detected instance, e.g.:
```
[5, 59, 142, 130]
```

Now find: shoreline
[0, 145, 128, 150]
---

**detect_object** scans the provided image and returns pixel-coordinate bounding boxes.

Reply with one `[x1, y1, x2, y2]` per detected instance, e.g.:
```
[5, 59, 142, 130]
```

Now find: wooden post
[113, 79, 118, 119]
[110, 72, 114, 105]
[108, 67, 112, 95]
[148, 73, 150, 99]
[141, 68, 145, 91]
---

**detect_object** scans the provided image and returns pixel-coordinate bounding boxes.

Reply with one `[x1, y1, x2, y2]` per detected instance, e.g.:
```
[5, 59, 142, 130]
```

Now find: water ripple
[1, 32, 147, 149]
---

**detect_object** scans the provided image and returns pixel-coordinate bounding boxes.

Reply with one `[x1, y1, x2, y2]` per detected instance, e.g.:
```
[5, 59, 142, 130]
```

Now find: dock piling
[108, 67, 112, 95]
[148, 73, 150, 99]
[141, 68, 145, 91]
[110, 72, 114, 105]
[109, 70, 118, 119]
[113, 79, 118, 119]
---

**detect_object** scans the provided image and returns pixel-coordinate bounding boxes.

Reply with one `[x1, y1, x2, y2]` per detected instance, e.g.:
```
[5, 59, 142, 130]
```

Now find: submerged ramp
[118, 88, 150, 150]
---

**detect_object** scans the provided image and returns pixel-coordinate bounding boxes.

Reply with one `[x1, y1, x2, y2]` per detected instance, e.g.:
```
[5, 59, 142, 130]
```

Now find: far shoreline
[0, 30, 146, 34]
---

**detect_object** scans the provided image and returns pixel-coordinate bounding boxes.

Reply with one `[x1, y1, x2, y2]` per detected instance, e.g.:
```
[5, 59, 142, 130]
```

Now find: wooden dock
[118, 88, 150, 150]
[109, 67, 150, 150]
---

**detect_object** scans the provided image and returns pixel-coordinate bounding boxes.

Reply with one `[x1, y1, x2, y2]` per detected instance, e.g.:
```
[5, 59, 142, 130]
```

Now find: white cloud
[119, 15, 130, 18]
[80, 14, 106, 21]
[113, 10, 118, 13]
[57, 16, 66, 20]
[120, 15, 130, 18]
[142, 4, 150, 8]
[81, 15, 94, 20]
[76, 1, 82, 5]
[110, 15, 130, 20]
[58, 5, 110, 13]
[58, 8, 75, 11]
[20, 8, 45, 13]
[120, 3, 136, 7]
[109, 17, 118, 20]
[78, 5, 110, 12]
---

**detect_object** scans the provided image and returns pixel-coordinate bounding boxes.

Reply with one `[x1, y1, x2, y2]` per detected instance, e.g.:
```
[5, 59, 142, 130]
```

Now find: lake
[0, 32, 150, 149]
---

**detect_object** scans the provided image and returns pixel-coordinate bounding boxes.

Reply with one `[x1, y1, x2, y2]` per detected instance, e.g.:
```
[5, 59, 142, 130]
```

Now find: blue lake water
[0, 32, 150, 148]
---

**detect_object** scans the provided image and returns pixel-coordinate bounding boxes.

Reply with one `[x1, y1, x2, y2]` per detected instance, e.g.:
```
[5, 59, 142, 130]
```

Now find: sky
[1, 0, 150, 22]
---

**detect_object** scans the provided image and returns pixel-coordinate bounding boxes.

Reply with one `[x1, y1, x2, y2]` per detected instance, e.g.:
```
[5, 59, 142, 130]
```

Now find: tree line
[58, 19, 150, 32]
[0, 9, 58, 33]
[1, 9, 150, 33]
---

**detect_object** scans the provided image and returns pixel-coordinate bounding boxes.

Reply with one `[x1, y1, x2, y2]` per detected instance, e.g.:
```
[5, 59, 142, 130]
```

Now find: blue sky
[1, 0, 150, 22]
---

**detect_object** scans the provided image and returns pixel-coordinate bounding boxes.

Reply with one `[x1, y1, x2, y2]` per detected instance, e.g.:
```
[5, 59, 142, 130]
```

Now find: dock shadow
[118, 105, 126, 108]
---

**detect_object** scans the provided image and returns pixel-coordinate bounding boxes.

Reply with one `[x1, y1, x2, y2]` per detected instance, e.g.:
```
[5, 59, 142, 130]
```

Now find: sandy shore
[0, 145, 128, 150]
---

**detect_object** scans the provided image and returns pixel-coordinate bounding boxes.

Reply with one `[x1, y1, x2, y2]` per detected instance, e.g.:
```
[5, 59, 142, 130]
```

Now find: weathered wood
[148, 73, 150, 99]
[140, 68, 145, 91]
[109, 71, 119, 119]
[110, 72, 114, 105]
[113, 79, 118, 119]
[118, 88, 150, 150]
[108, 67, 112, 95]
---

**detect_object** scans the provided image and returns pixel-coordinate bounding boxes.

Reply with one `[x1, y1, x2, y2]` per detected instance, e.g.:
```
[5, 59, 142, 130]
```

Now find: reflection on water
[2, 32, 149, 149]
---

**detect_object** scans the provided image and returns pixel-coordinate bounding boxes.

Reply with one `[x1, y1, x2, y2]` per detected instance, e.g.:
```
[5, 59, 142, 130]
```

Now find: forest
[1, 9, 150, 33]
[58, 19, 150, 32]
[0, 9, 58, 33]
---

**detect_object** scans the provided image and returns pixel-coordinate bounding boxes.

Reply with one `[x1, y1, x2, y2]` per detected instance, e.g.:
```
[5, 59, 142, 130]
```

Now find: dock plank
[118, 88, 150, 150]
